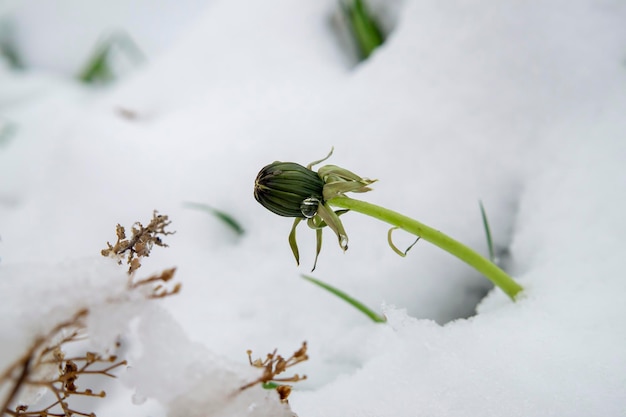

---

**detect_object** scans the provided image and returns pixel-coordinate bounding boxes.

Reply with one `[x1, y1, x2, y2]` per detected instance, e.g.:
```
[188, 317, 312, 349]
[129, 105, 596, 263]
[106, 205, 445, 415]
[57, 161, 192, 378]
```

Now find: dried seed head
[254, 162, 324, 218]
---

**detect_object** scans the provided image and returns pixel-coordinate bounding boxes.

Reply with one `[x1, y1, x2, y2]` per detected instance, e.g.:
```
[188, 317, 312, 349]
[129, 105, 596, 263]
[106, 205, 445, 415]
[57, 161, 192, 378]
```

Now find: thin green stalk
[328, 196, 523, 300]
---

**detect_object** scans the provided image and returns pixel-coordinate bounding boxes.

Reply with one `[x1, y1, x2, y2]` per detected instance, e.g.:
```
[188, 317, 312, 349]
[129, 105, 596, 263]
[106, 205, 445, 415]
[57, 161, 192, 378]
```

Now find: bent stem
[328, 196, 523, 301]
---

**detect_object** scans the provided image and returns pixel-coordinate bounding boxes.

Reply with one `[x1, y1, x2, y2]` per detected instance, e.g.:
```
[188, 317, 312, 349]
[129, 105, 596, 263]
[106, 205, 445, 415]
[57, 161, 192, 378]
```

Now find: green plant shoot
[341, 0, 385, 60]
[183, 202, 245, 236]
[254, 149, 524, 301]
[302, 275, 386, 323]
[479, 200, 496, 263]
[78, 31, 145, 84]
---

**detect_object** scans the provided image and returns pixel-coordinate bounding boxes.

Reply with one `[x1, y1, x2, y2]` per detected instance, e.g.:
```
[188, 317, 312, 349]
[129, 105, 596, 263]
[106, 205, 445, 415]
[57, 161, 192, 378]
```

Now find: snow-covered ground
[1, 1, 626, 416]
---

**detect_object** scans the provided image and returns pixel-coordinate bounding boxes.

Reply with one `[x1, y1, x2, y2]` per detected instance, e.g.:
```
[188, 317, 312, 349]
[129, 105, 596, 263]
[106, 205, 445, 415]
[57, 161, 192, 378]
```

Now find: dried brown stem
[2, 211, 181, 417]
[101, 211, 175, 274]
[241, 342, 309, 403]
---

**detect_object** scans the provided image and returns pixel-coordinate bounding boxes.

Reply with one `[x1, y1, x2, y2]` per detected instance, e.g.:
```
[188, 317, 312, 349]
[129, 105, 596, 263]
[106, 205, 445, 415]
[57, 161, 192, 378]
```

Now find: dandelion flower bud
[254, 162, 325, 218]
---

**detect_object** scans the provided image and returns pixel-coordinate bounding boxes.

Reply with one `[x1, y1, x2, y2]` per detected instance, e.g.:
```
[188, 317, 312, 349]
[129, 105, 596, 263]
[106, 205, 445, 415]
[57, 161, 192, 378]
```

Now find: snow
[1, 0, 626, 416]
[0, 258, 130, 373]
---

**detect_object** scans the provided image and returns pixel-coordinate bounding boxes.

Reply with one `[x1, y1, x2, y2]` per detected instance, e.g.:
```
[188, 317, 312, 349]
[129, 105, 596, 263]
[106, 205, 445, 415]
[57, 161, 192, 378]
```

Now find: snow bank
[2, 0, 626, 416]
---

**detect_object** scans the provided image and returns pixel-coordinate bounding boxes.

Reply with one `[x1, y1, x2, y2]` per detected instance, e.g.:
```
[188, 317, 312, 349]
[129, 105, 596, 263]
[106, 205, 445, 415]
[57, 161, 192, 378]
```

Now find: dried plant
[129, 267, 181, 299]
[1, 310, 126, 417]
[1, 212, 180, 417]
[101, 211, 175, 274]
[241, 342, 309, 403]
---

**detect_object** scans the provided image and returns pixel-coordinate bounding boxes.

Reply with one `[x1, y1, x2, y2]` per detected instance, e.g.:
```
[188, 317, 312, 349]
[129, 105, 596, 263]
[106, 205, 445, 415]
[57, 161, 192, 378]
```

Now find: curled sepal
[306, 147, 335, 170]
[318, 164, 377, 201]
[308, 209, 350, 227]
[306, 217, 325, 271]
[313, 228, 323, 271]
[316, 202, 349, 251]
[387, 226, 420, 257]
[305, 211, 350, 272]
[289, 218, 303, 265]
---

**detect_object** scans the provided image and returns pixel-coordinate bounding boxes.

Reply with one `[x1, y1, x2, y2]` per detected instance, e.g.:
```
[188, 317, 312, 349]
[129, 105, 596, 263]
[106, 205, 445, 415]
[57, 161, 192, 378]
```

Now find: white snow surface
[1, 0, 626, 416]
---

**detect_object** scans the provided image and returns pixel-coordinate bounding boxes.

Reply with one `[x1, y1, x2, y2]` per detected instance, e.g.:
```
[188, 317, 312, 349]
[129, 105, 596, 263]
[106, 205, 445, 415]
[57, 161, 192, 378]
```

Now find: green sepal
[323, 181, 375, 201]
[318, 164, 366, 183]
[387, 226, 420, 257]
[306, 147, 335, 170]
[318, 164, 377, 200]
[289, 218, 303, 265]
[313, 228, 323, 272]
[316, 202, 349, 251]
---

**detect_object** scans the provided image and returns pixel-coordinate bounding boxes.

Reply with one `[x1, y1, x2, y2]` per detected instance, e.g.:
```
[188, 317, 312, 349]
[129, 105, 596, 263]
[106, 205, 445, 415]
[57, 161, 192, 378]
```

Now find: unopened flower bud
[254, 162, 325, 218]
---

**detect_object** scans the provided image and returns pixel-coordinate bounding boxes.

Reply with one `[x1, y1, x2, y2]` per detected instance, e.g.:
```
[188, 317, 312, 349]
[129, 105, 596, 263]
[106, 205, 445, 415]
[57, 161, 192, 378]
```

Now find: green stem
[328, 196, 523, 301]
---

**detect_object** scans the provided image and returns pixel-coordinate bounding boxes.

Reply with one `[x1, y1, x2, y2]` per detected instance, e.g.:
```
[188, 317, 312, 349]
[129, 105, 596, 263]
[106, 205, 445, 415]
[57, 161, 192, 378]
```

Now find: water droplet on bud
[300, 197, 320, 218]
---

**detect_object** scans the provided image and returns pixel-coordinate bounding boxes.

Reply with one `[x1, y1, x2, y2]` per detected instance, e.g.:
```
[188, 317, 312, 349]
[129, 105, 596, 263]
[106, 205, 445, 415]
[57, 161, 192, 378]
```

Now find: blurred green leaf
[302, 274, 386, 323]
[184, 202, 245, 236]
[341, 0, 385, 60]
[78, 31, 145, 85]
[0, 22, 23, 69]
[0, 39, 23, 69]
[0, 117, 17, 148]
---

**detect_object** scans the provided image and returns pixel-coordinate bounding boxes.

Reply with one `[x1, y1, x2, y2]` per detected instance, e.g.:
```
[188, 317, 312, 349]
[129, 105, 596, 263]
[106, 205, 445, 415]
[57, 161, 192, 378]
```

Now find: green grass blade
[342, 0, 385, 60]
[0, 23, 24, 70]
[479, 200, 495, 263]
[302, 275, 386, 323]
[183, 202, 245, 236]
[0, 118, 17, 148]
[0, 39, 23, 69]
[78, 31, 145, 84]
[352, 0, 384, 58]
[78, 42, 114, 83]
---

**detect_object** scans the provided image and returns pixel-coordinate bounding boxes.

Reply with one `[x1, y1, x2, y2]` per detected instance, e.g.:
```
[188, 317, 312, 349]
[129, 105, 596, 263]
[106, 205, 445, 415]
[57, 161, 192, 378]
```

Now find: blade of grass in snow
[479, 200, 495, 263]
[0, 117, 17, 148]
[0, 39, 23, 69]
[78, 31, 145, 84]
[341, 0, 385, 60]
[302, 275, 386, 323]
[79, 44, 113, 84]
[0, 22, 23, 69]
[183, 202, 245, 236]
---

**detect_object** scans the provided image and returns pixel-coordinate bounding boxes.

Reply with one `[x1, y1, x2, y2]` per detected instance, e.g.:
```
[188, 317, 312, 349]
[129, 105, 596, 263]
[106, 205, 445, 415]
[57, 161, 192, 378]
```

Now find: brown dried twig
[241, 342, 308, 403]
[1, 310, 127, 417]
[1, 211, 181, 417]
[130, 267, 181, 299]
[101, 211, 175, 274]
[101, 211, 180, 297]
